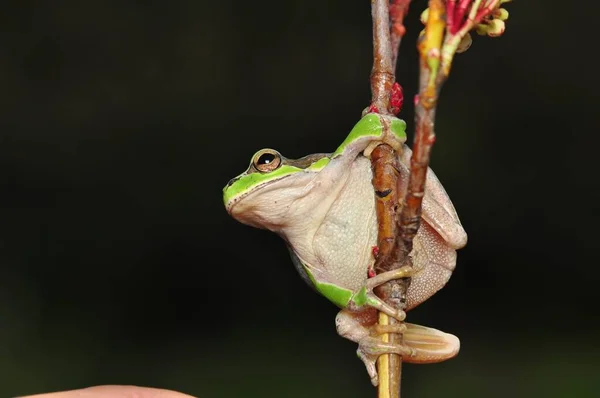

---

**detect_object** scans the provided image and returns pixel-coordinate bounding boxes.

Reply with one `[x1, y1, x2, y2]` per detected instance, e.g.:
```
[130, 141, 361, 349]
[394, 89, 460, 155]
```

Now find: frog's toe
[356, 349, 379, 386]
[374, 322, 407, 335]
[358, 335, 416, 359]
[365, 266, 414, 290]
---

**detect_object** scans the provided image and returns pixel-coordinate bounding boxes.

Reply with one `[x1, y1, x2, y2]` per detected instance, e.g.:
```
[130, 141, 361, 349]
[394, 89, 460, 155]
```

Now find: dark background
[1, 1, 598, 397]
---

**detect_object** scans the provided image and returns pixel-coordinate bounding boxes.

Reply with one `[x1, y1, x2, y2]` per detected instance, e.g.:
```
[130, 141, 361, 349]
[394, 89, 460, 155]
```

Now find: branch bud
[456, 33, 472, 53]
[476, 19, 506, 37]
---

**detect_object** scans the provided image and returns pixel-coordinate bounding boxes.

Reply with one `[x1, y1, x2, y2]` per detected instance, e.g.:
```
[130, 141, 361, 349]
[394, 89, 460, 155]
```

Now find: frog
[223, 113, 468, 385]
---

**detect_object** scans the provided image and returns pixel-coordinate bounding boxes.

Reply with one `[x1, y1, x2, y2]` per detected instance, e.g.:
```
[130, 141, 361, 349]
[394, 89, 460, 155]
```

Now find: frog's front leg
[336, 309, 460, 386]
[348, 266, 414, 322]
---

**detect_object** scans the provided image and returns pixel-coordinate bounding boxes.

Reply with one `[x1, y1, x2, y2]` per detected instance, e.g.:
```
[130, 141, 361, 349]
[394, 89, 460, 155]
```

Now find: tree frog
[223, 113, 467, 385]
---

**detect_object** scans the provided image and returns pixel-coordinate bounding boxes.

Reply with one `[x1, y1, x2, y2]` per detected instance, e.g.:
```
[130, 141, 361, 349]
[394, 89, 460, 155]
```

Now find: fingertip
[18, 385, 197, 398]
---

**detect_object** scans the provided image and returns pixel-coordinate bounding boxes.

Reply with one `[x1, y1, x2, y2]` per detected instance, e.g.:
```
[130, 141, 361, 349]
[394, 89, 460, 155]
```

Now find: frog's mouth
[223, 192, 243, 216]
[223, 180, 239, 214]
[224, 194, 246, 216]
[224, 174, 289, 214]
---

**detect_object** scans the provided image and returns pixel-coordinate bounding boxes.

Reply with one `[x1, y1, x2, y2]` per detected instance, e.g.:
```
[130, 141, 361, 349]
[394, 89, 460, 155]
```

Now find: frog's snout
[224, 175, 240, 190]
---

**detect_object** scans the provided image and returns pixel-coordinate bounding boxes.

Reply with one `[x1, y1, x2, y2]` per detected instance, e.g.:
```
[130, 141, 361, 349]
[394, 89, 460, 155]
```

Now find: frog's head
[223, 113, 407, 231]
[223, 148, 330, 230]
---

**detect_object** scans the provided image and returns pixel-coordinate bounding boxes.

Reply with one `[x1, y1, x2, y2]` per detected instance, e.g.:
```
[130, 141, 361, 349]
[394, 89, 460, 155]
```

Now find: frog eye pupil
[258, 153, 276, 165]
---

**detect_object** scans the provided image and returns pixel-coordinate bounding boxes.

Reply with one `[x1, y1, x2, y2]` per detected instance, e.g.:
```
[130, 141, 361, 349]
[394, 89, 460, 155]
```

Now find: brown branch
[367, 0, 510, 396]
[399, 104, 435, 251]
[370, 0, 395, 115]
[371, 144, 408, 398]
[368, 1, 411, 398]
[368, 6, 446, 398]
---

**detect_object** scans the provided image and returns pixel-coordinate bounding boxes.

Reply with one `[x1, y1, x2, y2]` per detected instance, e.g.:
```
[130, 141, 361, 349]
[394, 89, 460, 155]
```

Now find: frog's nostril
[226, 176, 240, 187]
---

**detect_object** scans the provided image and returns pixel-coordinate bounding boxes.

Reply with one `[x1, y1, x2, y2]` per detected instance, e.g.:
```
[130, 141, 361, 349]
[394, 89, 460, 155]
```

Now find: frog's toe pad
[402, 322, 460, 363]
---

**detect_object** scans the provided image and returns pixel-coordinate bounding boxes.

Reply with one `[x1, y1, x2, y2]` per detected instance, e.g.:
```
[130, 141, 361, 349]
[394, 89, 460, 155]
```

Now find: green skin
[223, 113, 467, 386]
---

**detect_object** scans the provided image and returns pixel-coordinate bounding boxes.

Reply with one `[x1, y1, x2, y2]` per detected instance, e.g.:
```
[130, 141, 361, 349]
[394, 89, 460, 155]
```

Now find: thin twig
[398, 0, 446, 250]
[404, 1, 497, 238]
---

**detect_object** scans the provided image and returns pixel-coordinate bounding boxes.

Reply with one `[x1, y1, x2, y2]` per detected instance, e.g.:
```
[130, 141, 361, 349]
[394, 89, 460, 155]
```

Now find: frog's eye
[253, 149, 282, 173]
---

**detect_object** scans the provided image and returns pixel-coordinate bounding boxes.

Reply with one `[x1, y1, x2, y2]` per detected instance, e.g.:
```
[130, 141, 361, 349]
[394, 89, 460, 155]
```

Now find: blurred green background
[1, 1, 598, 397]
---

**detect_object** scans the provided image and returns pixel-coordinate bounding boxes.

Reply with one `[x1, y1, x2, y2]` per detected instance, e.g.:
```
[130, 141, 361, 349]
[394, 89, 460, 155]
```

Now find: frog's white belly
[311, 156, 378, 292]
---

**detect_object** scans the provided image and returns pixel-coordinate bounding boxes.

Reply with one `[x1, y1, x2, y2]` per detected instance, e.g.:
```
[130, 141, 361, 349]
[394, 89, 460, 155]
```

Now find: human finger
[18, 385, 197, 398]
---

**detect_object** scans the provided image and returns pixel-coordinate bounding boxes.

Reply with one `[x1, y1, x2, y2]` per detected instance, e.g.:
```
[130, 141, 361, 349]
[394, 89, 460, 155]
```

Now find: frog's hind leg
[335, 310, 460, 386]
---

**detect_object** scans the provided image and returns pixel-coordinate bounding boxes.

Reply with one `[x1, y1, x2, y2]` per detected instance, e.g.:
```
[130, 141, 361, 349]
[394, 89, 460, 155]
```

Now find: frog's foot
[356, 323, 460, 386]
[370, 322, 460, 365]
[336, 311, 412, 386]
[336, 311, 460, 386]
[357, 335, 417, 386]
[361, 266, 414, 321]
[362, 113, 405, 156]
